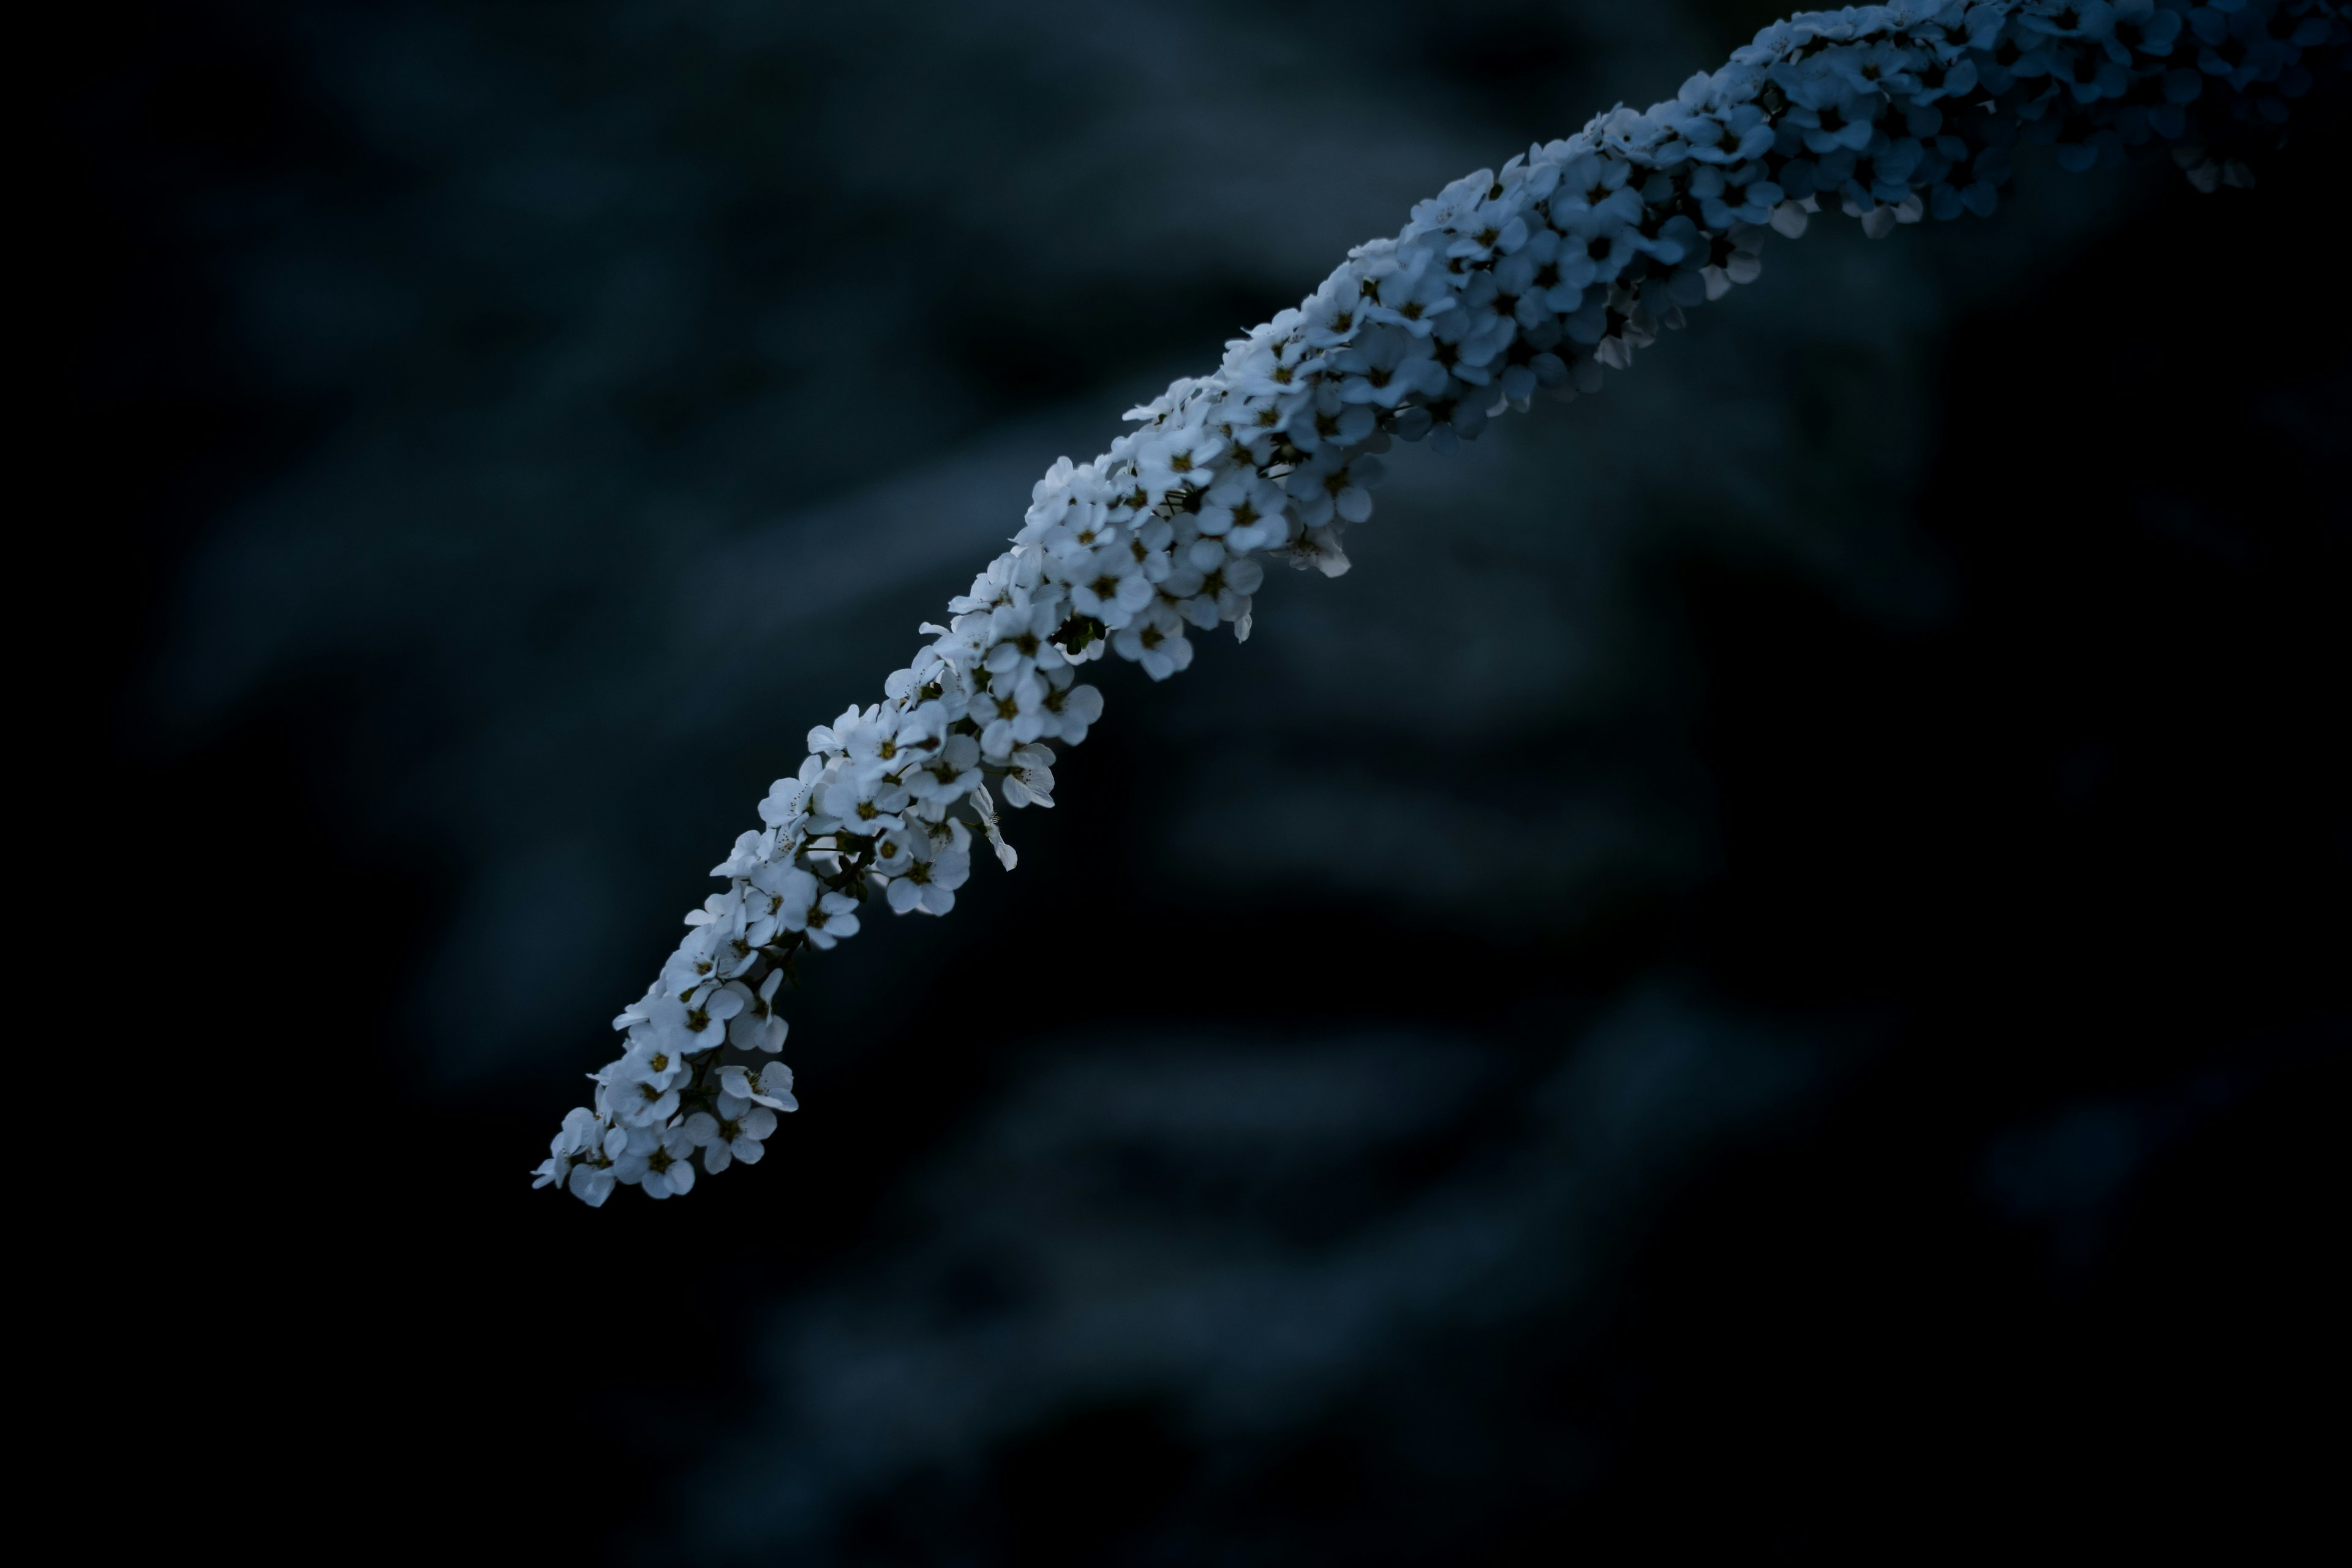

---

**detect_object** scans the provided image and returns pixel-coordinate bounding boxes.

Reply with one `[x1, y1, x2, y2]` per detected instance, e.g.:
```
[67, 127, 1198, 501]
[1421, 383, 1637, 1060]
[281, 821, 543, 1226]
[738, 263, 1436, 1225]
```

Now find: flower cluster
[537, 0, 2347, 1205]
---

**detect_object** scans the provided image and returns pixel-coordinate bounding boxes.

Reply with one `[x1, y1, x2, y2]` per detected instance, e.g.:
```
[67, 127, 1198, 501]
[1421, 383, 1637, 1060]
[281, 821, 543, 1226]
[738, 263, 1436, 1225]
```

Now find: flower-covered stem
[537, 0, 2350, 1205]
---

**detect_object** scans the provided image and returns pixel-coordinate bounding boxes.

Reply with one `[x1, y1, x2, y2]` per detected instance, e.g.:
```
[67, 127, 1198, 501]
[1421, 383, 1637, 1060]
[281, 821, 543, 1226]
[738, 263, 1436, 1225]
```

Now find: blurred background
[61, 0, 2345, 1560]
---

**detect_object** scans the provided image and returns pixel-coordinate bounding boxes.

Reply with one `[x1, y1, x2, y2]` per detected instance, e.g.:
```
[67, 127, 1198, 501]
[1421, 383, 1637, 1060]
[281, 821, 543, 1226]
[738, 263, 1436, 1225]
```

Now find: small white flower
[840, 705, 942, 783]
[975, 669, 1052, 758]
[1131, 426, 1228, 504]
[632, 988, 726, 1060]
[552, 1106, 600, 1158]
[673, 892, 756, 981]
[1196, 471, 1291, 553]
[972, 782, 1017, 872]
[796, 889, 862, 950]
[761, 865, 821, 927]
[1038, 677, 1105, 745]
[1064, 545, 1155, 630]
[984, 598, 1070, 680]
[885, 839, 970, 914]
[948, 550, 1042, 617]
[694, 982, 747, 1042]
[719, 1060, 799, 1112]
[998, 743, 1058, 809]
[905, 731, 984, 804]
[1276, 523, 1353, 579]
[1357, 244, 1458, 335]
[1289, 448, 1384, 529]
[616, 1123, 698, 1199]
[727, 968, 789, 1052]
[1178, 551, 1263, 630]
[870, 825, 922, 878]
[1409, 166, 1497, 239]
[566, 1161, 616, 1207]
[1300, 266, 1368, 348]
[1111, 603, 1196, 682]
[608, 1054, 682, 1129]
[1223, 330, 1322, 403]
[709, 828, 777, 880]
[803, 703, 870, 760]
[1332, 326, 1447, 408]
[695, 1102, 779, 1175]
[814, 771, 910, 838]
[616, 1036, 690, 1092]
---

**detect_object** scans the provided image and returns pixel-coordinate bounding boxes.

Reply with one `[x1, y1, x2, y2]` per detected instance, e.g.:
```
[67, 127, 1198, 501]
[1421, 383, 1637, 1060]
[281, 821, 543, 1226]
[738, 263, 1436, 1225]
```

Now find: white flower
[537, 1117, 619, 1204]
[1408, 166, 1498, 240]
[720, 1060, 799, 1112]
[972, 782, 1017, 872]
[814, 771, 910, 838]
[698, 982, 747, 1041]
[793, 889, 862, 951]
[608, 1087, 676, 1137]
[761, 865, 821, 928]
[728, 968, 790, 1052]
[1063, 545, 1155, 630]
[615, 1123, 698, 1199]
[566, 1161, 616, 1207]
[676, 889, 757, 974]
[709, 827, 777, 880]
[738, 889, 785, 947]
[905, 731, 983, 804]
[1501, 227, 1588, 318]
[1124, 517, 1177, 584]
[1276, 523, 1353, 579]
[1223, 329, 1322, 402]
[1039, 676, 1105, 745]
[1289, 448, 1384, 529]
[601, 1060, 680, 1128]
[756, 756, 824, 832]
[976, 669, 1052, 758]
[998, 743, 1058, 809]
[1300, 266, 1368, 348]
[1163, 545, 1265, 630]
[803, 704, 870, 759]
[1132, 426, 1228, 504]
[885, 838, 970, 914]
[555, 1106, 600, 1155]
[631, 989, 728, 1061]
[949, 549, 1041, 616]
[984, 598, 1070, 680]
[1550, 148, 1634, 213]
[1357, 243, 1458, 334]
[616, 1035, 690, 1092]
[688, 1101, 780, 1175]
[1196, 471, 1290, 553]
[1434, 273, 1518, 385]
[1332, 326, 1447, 408]
[1110, 603, 1196, 682]
[870, 825, 922, 878]
[1026, 469, 1112, 555]
[1041, 509, 1119, 567]
[842, 704, 943, 783]
[1280, 381, 1376, 455]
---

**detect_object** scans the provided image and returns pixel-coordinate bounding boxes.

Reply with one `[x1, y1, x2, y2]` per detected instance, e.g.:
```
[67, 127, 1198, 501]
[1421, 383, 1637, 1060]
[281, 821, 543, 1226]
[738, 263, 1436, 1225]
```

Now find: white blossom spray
[537, 0, 2349, 1204]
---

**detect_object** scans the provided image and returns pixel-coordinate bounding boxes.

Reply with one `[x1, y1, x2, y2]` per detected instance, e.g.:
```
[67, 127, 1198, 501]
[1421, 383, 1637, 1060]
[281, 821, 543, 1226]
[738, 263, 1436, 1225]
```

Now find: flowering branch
[536, 0, 2347, 1205]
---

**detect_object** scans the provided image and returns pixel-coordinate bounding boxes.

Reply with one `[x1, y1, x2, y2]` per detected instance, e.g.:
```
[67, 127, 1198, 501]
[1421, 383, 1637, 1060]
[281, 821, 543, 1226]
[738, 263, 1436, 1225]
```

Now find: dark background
[59, 1, 2345, 1561]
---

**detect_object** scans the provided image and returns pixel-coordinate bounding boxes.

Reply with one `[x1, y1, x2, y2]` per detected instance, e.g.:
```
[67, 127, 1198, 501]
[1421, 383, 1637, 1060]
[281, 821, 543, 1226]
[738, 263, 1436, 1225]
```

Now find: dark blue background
[64, 2, 2346, 1560]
